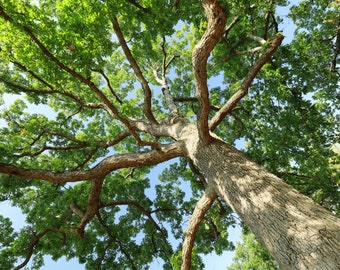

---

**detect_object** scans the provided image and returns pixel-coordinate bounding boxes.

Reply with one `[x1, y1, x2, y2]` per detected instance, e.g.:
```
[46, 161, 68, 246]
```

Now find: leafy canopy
[0, 0, 339, 269]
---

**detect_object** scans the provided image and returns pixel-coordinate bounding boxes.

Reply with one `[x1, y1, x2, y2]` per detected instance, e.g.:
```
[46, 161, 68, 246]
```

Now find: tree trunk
[180, 124, 340, 270]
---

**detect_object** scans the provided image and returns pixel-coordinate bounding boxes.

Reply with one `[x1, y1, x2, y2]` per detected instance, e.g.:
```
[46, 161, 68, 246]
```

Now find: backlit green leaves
[0, 0, 339, 268]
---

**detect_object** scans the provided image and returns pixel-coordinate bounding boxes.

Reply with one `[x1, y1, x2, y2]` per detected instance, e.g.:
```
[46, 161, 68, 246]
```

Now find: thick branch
[112, 17, 158, 124]
[77, 178, 104, 236]
[192, 0, 226, 144]
[0, 142, 185, 183]
[209, 34, 284, 131]
[131, 120, 191, 140]
[181, 188, 217, 270]
[70, 201, 85, 218]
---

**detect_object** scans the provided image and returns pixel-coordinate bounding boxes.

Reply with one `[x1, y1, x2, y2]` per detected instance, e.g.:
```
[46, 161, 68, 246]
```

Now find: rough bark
[0, 142, 184, 184]
[181, 188, 217, 270]
[179, 124, 340, 270]
[192, 0, 226, 144]
[2, 120, 340, 269]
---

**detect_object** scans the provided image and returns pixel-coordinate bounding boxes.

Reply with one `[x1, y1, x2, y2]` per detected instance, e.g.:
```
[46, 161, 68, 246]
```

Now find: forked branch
[0, 7, 149, 147]
[192, 0, 227, 144]
[153, 37, 180, 120]
[209, 34, 284, 131]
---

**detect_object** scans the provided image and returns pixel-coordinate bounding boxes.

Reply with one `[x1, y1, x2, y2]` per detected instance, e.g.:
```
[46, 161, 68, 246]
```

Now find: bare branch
[152, 37, 180, 119]
[70, 201, 85, 218]
[0, 142, 185, 183]
[111, 17, 158, 124]
[181, 188, 217, 270]
[247, 34, 267, 45]
[153, 69, 179, 119]
[209, 34, 284, 131]
[192, 0, 226, 144]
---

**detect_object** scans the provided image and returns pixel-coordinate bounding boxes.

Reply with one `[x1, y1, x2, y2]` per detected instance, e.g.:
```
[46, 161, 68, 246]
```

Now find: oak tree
[0, 0, 339, 269]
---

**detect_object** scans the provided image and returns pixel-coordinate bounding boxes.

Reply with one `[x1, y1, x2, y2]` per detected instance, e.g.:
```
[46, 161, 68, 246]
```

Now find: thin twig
[91, 69, 123, 104]
[224, 16, 240, 38]
[96, 212, 137, 270]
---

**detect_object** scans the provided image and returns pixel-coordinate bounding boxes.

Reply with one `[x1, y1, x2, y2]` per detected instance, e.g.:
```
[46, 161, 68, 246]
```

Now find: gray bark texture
[178, 124, 340, 270]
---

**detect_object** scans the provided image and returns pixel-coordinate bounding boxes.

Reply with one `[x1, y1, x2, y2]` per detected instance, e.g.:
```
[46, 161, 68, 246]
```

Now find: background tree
[227, 228, 280, 270]
[0, 0, 339, 269]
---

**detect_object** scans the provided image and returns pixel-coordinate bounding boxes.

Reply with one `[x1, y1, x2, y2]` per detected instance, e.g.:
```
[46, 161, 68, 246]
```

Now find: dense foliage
[0, 0, 339, 269]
